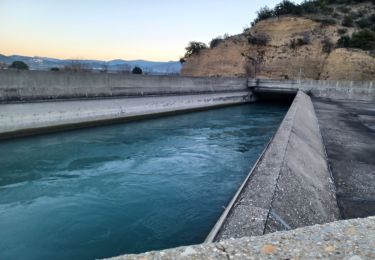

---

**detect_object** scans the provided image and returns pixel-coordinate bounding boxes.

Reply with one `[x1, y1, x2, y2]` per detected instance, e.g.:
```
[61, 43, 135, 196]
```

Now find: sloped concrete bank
[207, 91, 340, 242]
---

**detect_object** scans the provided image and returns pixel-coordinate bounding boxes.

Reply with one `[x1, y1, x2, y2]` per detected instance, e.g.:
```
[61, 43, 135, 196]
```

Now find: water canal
[0, 102, 288, 259]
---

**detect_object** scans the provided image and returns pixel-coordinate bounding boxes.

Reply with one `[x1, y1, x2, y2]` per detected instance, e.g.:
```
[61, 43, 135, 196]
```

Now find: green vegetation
[183, 41, 208, 58]
[132, 67, 143, 74]
[337, 29, 375, 50]
[338, 28, 348, 34]
[8, 61, 29, 70]
[252, 0, 373, 26]
[247, 34, 270, 46]
[50, 67, 60, 71]
[342, 15, 354, 27]
[209, 37, 224, 48]
[322, 38, 334, 53]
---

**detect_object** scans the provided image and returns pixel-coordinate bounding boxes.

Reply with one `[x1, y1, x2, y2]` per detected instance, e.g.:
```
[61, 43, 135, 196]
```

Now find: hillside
[0, 54, 181, 75]
[181, 0, 375, 80]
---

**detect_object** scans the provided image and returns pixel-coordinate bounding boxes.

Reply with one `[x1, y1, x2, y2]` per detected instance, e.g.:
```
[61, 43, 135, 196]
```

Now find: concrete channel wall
[0, 70, 255, 139]
[0, 70, 248, 102]
[249, 79, 375, 101]
[207, 91, 340, 241]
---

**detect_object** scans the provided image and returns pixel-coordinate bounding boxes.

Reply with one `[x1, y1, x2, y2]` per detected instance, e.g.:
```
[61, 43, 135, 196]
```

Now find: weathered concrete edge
[108, 216, 375, 259]
[214, 91, 340, 240]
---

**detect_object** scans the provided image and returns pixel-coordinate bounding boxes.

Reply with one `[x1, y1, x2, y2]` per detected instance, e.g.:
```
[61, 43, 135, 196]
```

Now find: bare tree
[0, 62, 7, 70]
[100, 63, 109, 73]
[63, 58, 87, 72]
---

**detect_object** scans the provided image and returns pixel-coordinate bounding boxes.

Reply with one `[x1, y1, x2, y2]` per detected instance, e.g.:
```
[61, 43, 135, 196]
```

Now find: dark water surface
[0, 103, 288, 260]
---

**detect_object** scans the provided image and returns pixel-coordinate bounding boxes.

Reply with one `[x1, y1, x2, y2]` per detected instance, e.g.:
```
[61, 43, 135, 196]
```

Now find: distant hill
[0, 54, 182, 75]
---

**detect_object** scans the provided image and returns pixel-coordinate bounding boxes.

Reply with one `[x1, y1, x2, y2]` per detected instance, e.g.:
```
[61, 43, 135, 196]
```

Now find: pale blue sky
[0, 0, 302, 61]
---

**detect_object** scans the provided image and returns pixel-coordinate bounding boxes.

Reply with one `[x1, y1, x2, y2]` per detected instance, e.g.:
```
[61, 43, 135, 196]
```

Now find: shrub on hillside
[342, 15, 354, 27]
[318, 18, 337, 26]
[337, 30, 375, 50]
[337, 35, 351, 47]
[210, 37, 224, 48]
[349, 29, 375, 50]
[356, 17, 372, 29]
[132, 67, 143, 74]
[322, 38, 334, 53]
[338, 28, 348, 34]
[248, 34, 270, 46]
[183, 41, 208, 58]
[8, 61, 29, 70]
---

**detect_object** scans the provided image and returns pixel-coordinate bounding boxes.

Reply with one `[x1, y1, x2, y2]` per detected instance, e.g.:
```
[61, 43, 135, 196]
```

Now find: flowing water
[0, 103, 288, 259]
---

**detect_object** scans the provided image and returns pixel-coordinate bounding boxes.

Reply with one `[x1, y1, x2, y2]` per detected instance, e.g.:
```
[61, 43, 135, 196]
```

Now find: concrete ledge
[212, 91, 340, 241]
[109, 217, 375, 260]
[0, 92, 254, 139]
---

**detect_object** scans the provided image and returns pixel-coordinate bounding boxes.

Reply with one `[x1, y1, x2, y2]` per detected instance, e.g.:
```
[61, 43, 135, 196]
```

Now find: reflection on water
[0, 103, 288, 260]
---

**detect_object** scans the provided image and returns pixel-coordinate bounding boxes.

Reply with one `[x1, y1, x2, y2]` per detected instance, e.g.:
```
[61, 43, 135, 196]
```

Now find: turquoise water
[0, 103, 288, 260]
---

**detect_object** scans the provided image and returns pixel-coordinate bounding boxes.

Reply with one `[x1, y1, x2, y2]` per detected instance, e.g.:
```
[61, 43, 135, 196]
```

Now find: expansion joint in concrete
[269, 209, 292, 230]
[215, 244, 230, 260]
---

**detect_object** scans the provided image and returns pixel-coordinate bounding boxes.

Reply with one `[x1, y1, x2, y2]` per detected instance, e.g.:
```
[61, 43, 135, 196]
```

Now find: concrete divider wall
[249, 79, 374, 101]
[0, 70, 248, 102]
[0, 92, 254, 139]
[210, 91, 340, 241]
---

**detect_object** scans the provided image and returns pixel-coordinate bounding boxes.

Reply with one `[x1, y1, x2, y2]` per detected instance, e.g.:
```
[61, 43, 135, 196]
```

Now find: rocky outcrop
[181, 17, 375, 80]
[320, 48, 375, 80]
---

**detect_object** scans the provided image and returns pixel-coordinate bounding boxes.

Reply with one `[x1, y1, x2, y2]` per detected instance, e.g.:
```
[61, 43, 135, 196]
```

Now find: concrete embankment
[207, 91, 340, 241]
[0, 71, 254, 139]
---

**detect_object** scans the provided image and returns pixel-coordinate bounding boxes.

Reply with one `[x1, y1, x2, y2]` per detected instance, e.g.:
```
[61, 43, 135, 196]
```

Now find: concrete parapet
[109, 217, 375, 260]
[249, 79, 374, 101]
[0, 70, 248, 102]
[210, 91, 340, 241]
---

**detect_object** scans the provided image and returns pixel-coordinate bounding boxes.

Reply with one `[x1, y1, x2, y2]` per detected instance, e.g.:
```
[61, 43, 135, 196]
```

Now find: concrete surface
[212, 91, 339, 241]
[249, 79, 374, 101]
[0, 70, 248, 102]
[0, 91, 253, 139]
[108, 216, 375, 260]
[313, 99, 375, 219]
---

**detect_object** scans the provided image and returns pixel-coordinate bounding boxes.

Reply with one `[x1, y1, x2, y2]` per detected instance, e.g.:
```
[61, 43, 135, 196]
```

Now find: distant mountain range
[0, 54, 182, 75]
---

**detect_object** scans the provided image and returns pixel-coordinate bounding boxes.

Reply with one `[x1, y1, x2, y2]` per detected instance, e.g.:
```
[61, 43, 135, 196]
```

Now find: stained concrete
[108, 217, 375, 260]
[313, 99, 375, 219]
[211, 91, 339, 241]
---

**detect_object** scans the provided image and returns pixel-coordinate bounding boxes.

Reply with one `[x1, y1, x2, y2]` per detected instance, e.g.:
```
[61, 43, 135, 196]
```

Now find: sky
[0, 0, 302, 61]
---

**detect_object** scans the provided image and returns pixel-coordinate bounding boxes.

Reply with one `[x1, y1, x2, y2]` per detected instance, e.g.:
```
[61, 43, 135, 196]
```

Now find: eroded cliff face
[181, 17, 375, 80]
